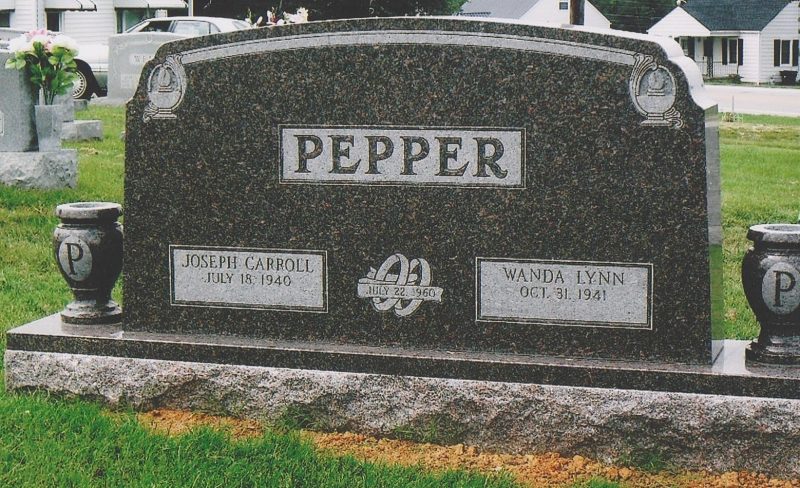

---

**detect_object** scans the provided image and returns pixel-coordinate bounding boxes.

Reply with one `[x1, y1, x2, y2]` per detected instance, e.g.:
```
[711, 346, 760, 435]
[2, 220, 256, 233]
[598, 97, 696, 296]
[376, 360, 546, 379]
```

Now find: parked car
[67, 16, 252, 99]
[125, 16, 252, 36]
[1, 17, 250, 100]
[81, 16, 252, 99]
[72, 43, 109, 100]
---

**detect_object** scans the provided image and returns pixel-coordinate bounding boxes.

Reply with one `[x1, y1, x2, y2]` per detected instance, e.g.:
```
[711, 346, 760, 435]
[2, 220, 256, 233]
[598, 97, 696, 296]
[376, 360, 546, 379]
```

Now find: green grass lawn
[0, 378, 520, 487]
[0, 106, 798, 486]
[720, 114, 800, 338]
[0, 106, 123, 361]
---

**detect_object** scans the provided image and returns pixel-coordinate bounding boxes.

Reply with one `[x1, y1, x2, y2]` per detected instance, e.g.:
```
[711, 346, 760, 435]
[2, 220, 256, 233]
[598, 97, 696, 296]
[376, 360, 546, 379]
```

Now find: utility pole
[570, 0, 585, 25]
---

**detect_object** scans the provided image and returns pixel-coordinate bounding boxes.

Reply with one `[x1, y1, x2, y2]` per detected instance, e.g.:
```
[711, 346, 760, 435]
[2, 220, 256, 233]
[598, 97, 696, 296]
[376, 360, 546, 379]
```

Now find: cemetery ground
[0, 105, 799, 487]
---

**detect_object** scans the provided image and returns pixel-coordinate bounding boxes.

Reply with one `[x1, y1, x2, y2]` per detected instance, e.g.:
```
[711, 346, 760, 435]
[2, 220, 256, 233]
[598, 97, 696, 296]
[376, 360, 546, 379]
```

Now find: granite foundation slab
[74, 99, 89, 112]
[5, 346, 800, 477]
[62, 120, 103, 141]
[7, 315, 800, 399]
[0, 150, 77, 188]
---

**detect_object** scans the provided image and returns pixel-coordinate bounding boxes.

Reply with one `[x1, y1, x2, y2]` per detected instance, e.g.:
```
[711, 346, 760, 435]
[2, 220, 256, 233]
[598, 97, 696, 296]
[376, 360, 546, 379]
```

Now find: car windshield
[125, 18, 250, 34]
[126, 19, 171, 33]
[172, 20, 213, 36]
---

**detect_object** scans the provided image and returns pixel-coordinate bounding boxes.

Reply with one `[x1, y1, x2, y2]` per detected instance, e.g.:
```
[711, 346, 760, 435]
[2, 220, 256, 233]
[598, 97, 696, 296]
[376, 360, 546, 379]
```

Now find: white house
[458, 0, 612, 29]
[648, 0, 800, 84]
[0, 0, 189, 41]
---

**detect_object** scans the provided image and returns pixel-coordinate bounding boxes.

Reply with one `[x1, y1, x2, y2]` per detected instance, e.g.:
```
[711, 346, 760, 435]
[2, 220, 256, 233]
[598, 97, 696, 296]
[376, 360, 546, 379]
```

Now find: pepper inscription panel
[477, 258, 652, 329]
[170, 246, 327, 312]
[280, 125, 524, 188]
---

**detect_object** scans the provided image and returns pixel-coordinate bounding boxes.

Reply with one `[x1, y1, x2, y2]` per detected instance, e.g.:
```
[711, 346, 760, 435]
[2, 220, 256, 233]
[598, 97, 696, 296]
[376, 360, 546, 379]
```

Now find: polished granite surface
[8, 315, 799, 399]
[124, 18, 721, 363]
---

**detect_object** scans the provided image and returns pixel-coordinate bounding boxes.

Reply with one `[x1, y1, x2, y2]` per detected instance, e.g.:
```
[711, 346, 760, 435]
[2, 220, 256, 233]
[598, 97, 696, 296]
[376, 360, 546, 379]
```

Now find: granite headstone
[122, 18, 722, 364]
[107, 32, 184, 103]
[57, 89, 103, 142]
[0, 50, 36, 152]
[57, 92, 75, 123]
[0, 50, 77, 188]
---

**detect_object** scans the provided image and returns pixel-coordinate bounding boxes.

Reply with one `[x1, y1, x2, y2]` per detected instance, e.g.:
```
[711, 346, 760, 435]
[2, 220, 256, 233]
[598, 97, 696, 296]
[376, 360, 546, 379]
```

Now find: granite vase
[53, 202, 123, 325]
[35, 104, 63, 152]
[743, 224, 800, 364]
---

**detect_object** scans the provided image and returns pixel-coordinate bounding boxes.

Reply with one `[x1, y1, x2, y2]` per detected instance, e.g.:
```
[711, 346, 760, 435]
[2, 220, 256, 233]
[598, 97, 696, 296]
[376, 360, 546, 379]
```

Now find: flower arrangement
[4, 29, 79, 105]
[249, 7, 309, 27]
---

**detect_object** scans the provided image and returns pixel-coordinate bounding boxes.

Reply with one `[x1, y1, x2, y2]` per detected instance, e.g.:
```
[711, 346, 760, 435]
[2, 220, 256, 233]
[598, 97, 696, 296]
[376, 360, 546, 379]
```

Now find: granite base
[8, 315, 800, 399]
[0, 150, 77, 188]
[5, 348, 800, 477]
[61, 120, 103, 141]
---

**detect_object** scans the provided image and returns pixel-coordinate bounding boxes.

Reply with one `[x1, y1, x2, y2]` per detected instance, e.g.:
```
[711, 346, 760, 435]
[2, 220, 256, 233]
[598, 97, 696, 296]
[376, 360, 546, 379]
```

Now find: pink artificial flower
[26, 28, 51, 49]
[26, 28, 49, 38]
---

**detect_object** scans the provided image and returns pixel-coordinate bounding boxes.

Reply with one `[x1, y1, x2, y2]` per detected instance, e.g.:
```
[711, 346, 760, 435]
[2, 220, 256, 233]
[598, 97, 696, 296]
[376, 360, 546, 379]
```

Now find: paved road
[704, 85, 800, 117]
[94, 84, 800, 116]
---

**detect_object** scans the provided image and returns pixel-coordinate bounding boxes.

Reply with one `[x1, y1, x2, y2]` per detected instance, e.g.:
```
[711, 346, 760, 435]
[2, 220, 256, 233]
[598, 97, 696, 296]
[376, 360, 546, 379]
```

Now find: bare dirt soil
[137, 409, 800, 488]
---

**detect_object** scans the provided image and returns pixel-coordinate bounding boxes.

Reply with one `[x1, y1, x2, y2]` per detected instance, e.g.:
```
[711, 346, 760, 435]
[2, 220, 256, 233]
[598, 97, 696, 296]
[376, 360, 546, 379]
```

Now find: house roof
[681, 0, 791, 31]
[457, 0, 539, 19]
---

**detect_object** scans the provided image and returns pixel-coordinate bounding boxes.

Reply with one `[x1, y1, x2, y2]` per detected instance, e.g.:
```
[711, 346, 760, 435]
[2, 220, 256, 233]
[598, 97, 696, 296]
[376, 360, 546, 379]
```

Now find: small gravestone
[57, 93, 75, 123]
[6, 19, 800, 475]
[57, 91, 103, 142]
[107, 32, 184, 103]
[0, 50, 77, 188]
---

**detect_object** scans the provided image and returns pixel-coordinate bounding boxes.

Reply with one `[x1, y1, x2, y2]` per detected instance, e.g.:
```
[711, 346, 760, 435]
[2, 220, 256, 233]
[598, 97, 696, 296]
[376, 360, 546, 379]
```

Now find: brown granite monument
[6, 18, 800, 476]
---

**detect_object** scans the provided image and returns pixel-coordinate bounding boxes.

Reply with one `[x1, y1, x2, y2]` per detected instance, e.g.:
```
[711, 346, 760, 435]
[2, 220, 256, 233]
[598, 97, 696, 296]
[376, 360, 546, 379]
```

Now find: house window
[559, 2, 568, 10]
[117, 8, 187, 33]
[117, 9, 149, 33]
[46, 10, 63, 32]
[774, 39, 799, 66]
[796, 40, 800, 67]
[703, 38, 713, 58]
[0, 11, 10, 28]
[721, 38, 743, 66]
[680, 37, 695, 59]
[782, 40, 790, 64]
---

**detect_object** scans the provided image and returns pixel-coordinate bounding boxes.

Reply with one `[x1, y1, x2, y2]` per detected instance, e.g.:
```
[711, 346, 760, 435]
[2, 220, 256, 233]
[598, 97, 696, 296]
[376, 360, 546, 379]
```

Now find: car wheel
[72, 66, 94, 100]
